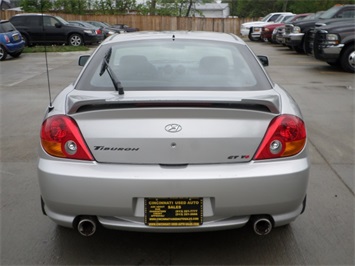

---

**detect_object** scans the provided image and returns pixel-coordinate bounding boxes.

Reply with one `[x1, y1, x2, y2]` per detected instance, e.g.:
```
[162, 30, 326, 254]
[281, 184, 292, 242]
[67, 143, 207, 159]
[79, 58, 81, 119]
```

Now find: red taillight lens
[254, 115, 306, 160]
[5, 35, 10, 43]
[40, 115, 94, 160]
[96, 29, 102, 34]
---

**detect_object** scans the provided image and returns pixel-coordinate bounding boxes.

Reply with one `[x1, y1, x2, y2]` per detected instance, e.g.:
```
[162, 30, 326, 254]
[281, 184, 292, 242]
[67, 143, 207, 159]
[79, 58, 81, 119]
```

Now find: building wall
[195, 3, 230, 18]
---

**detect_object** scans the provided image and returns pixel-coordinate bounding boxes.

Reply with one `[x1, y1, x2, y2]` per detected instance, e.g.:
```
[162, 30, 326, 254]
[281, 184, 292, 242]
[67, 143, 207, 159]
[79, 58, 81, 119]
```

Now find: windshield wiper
[99, 47, 124, 95]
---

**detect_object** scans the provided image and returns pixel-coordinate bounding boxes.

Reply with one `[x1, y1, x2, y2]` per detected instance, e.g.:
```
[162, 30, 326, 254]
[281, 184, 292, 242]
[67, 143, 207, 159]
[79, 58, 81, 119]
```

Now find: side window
[9, 17, 22, 26]
[43, 17, 58, 27]
[268, 14, 280, 22]
[27, 16, 41, 26]
[0, 22, 16, 32]
[336, 9, 355, 18]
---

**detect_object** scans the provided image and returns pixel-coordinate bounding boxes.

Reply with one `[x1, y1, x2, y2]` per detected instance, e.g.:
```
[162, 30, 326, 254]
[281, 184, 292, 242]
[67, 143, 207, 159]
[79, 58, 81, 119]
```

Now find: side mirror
[257, 55, 269, 67]
[78, 55, 90, 66]
[55, 23, 62, 28]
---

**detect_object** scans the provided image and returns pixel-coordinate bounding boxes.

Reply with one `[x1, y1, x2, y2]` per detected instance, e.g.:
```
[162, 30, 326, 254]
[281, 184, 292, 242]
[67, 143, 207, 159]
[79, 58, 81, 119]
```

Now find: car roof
[104, 31, 245, 45]
[269, 12, 293, 14]
[12, 13, 52, 16]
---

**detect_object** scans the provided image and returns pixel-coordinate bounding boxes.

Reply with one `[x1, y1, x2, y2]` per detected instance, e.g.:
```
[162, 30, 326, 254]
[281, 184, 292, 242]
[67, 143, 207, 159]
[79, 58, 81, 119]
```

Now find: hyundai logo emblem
[165, 124, 182, 133]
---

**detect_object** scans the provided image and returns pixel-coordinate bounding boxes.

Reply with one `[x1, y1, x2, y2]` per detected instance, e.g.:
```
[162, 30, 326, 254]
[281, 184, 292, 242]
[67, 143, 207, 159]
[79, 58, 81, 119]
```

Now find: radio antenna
[41, 3, 53, 111]
[44, 42, 53, 111]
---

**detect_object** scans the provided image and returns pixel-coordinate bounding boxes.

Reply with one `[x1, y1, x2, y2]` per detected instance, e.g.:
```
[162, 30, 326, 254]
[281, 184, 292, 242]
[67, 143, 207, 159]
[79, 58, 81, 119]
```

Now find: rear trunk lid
[68, 90, 280, 164]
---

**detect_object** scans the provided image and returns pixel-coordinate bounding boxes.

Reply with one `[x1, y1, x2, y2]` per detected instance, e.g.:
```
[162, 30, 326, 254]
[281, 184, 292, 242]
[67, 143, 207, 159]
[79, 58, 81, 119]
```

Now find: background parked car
[273, 13, 321, 45]
[251, 8, 353, 74]
[261, 13, 312, 43]
[0, 19, 25, 61]
[86, 21, 122, 38]
[68, 20, 104, 42]
[112, 24, 139, 32]
[283, 4, 355, 53]
[304, 17, 354, 54]
[9, 14, 102, 46]
[311, 21, 355, 72]
[248, 13, 294, 41]
[240, 12, 293, 39]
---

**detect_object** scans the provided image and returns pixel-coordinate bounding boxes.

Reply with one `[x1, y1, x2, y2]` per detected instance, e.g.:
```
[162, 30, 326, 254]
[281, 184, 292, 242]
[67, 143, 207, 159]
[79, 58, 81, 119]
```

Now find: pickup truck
[311, 21, 355, 73]
[240, 12, 293, 40]
[247, 13, 294, 41]
[304, 17, 354, 54]
[283, 4, 355, 53]
[260, 13, 311, 43]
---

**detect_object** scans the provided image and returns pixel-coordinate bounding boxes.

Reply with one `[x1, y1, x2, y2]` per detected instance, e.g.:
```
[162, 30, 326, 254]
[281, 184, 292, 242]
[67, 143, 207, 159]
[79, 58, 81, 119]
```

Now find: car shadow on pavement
[51, 223, 296, 265]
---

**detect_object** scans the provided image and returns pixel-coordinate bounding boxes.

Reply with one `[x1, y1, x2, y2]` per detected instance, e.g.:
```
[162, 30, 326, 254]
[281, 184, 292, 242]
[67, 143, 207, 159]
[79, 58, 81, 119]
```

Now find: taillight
[4, 35, 10, 43]
[40, 115, 94, 160]
[96, 29, 102, 35]
[254, 115, 306, 160]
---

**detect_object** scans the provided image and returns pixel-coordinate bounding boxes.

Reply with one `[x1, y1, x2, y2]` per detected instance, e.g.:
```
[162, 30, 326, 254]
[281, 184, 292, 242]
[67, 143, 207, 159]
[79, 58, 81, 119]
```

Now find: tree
[288, 0, 355, 14]
[20, 0, 52, 12]
[224, 0, 237, 17]
[185, 0, 193, 16]
[115, 0, 137, 14]
[19, 0, 355, 16]
[150, 0, 157, 15]
[144, 0, 214, 17]
[234, 0, 355, 17]
[52, 0, 88, 14]
[236, 0, 285, 18]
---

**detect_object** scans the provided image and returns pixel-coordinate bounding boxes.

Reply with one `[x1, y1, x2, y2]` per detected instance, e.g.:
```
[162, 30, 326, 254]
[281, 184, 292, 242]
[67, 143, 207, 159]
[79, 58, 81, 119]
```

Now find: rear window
[76, 38, 272, 92]
[9, 16, 24, 26]
[0, 21, 16, 33]
[10, 16, 41, 26]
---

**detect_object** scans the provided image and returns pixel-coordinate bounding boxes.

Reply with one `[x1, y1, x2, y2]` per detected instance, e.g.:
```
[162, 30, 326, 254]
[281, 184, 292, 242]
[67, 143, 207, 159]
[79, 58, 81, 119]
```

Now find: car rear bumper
[83, 34, 104, 44]
[38, 148, 310, 232]
[5, 40, 25, 53]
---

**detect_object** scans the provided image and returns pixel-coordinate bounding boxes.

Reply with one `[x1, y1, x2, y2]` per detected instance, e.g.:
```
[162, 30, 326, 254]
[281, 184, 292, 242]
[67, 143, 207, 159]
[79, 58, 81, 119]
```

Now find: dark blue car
[0, 20, 25, 61]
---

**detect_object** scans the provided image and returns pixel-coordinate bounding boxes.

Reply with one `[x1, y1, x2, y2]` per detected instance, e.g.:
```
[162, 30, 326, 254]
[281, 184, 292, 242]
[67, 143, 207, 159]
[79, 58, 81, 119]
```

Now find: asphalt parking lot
[1, 40, 354, 265]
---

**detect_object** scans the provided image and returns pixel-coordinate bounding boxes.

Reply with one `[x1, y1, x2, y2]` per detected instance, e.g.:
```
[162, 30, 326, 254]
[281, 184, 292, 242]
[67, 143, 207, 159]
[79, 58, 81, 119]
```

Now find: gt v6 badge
[165, 124, 182, 133]
[228, 155, 250, 159]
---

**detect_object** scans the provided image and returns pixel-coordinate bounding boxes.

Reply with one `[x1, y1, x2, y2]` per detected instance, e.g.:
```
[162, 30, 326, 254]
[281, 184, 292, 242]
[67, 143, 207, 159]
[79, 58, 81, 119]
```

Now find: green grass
[23, 45, 90, 53]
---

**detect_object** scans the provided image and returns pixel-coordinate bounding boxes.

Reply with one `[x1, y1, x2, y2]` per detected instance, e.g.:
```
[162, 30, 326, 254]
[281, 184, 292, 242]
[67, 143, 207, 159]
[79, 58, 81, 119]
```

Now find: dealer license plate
[145, 198, 203, 227]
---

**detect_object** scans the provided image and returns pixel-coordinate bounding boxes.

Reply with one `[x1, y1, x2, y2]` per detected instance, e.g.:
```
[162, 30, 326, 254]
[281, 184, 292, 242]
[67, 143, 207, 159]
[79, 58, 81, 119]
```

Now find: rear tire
[22, 35, 31, 47]
[9, 51, 22, 58]
[340, 45, 355, 73]
[68, 34, 83, 46]
[0, 45, 7, 61]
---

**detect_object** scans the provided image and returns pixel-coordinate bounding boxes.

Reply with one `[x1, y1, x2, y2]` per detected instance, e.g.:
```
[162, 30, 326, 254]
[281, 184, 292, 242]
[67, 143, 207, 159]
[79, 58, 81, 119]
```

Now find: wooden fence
[0, 10, 255, 35]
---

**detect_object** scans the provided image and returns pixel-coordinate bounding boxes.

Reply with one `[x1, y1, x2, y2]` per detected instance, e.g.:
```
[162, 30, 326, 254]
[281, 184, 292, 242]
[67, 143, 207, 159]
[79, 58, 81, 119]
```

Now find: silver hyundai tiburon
[38, 31, 309, 236]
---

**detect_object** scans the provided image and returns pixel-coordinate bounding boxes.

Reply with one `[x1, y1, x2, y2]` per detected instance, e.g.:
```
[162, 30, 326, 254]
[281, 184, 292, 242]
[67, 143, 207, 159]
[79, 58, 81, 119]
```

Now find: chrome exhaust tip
[252, 216, 273, 235]
[77, 217, 97, 237]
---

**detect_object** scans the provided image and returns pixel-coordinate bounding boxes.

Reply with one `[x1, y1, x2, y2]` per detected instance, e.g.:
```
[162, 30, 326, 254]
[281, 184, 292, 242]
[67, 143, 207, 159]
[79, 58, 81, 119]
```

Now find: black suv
[9, 14, 102, 46]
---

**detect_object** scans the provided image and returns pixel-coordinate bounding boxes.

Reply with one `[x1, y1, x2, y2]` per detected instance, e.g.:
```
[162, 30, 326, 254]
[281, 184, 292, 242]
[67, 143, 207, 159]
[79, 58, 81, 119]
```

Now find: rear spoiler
[67, 96, 281, 115]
